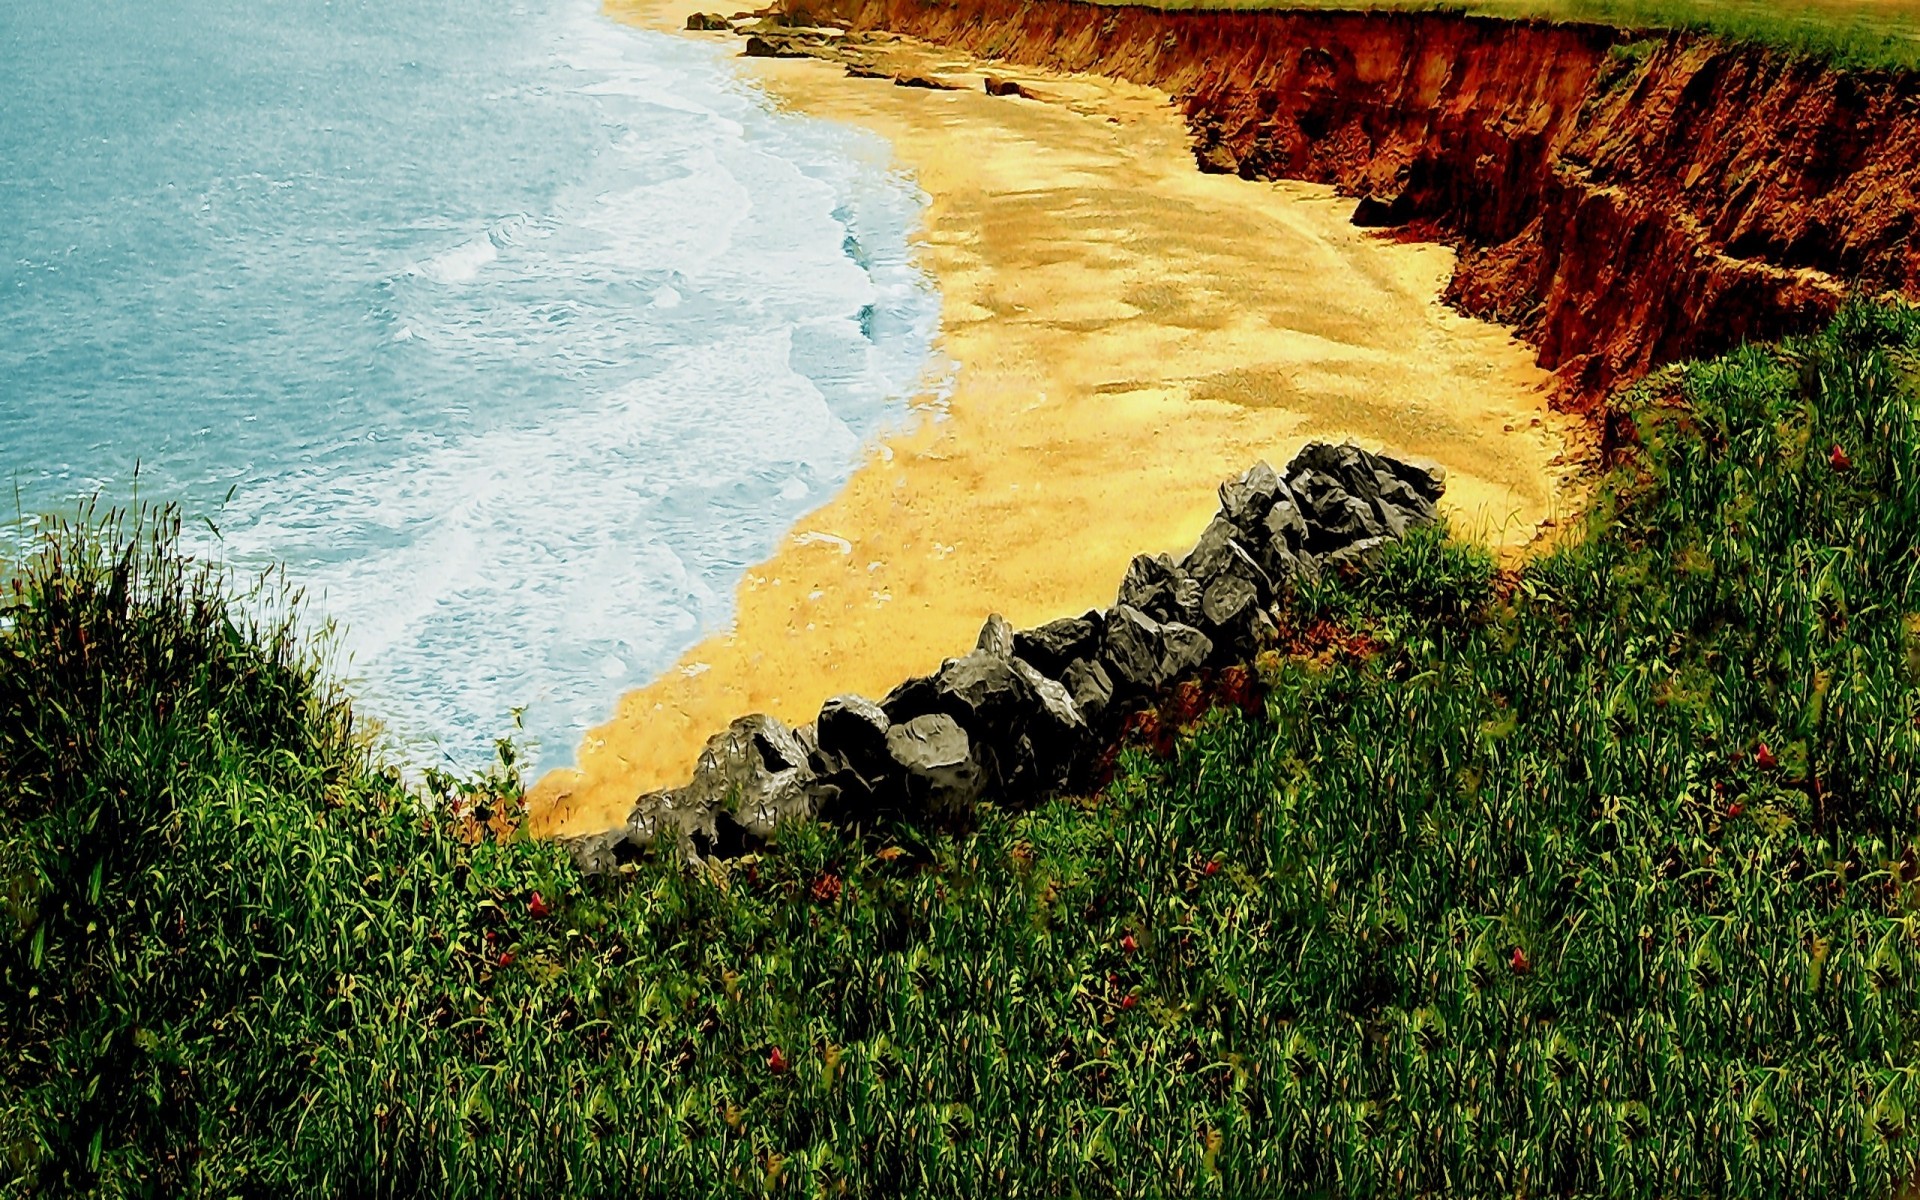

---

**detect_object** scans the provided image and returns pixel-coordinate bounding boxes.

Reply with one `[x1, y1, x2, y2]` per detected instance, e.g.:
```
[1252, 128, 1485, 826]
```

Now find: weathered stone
[1218, 460, 1283, 530]
[677, 715, 818, 847]
[1287, 441, 1382, 503]
[1101, 604, 1165, 693]
[747, 714, 809, 774]
[1172, 574, 1204, 622]
[1385, 455, 1447, 503]
[1117, 553, 1181, 620]
[1011, 657, 1089, 789]
[743, 34, 805, 57]
[1290, 470, 1386, 549]
[685, 11, 730, 29]
[894, 73, 959, 90]
[1262, 493, 1309, 553]
[881, 673, 940, 724]
[1159, 621, 1214, 681]
[1062, 657, 1114, 728]
[1010, 658, 1086, 737]
[934, 650, 1040, 733]
[816, 694, 892, 782]
[1201, 573, 1260, 636]
[1196, 142, 1240, 175]
[1013, 613, 1103, 676]
[976, 612, 1016, 657]
[562, 828, 634, 875]
[886, 714, 984, 816]
[1323, 536, 1391, 574]
[1101, 603, 1212, 691]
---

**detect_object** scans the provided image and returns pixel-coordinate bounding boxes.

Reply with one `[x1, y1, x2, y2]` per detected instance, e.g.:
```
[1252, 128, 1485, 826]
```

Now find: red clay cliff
[791, 0, 1920, 410]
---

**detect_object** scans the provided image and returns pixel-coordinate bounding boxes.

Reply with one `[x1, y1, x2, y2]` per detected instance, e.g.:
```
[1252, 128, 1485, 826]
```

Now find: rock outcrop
[563, 441, 1442, 870]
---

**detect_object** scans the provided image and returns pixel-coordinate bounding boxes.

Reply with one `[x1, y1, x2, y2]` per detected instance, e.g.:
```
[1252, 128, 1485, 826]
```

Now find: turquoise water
[1, 0, 940, 770]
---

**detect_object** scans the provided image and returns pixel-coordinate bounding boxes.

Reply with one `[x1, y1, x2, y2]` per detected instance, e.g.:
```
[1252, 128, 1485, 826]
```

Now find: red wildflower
[498, 951, 516, 966]
[1830, 444, 1853, 472]
[1120, 934, 1138, 955]
[1121, 994, 1138, 1011]
[1203, 860, 1220, 878]
[528, 891, 550, 919]
[768, 1046, 788, 1074]
[1510, 946, 1531, 976]
[1755, 742, 1777, 770]
[810, 874, 843, 904]
[1728, 802, 1743, 818]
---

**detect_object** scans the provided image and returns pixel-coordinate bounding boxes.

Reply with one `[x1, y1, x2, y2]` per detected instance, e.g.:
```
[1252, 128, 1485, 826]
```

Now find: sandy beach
[528, 0, 1584, 837]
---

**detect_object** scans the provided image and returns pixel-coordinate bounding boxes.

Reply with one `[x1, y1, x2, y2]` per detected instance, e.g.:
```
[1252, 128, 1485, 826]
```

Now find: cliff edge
[792, 0, 1920, 412]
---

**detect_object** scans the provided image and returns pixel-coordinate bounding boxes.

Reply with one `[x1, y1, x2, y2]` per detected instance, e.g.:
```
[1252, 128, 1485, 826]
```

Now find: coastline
[528, 0, 1584, 837]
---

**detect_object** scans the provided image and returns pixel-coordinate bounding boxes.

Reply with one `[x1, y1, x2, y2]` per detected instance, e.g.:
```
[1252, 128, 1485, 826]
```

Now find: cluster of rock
[564, 441, 1444, 873]
[686, 8, 984, 91]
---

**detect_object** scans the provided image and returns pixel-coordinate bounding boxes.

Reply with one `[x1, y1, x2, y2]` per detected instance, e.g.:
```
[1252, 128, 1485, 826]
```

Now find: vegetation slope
[1118, 0, 1920, 70]
[7, 302, 1920, 1196]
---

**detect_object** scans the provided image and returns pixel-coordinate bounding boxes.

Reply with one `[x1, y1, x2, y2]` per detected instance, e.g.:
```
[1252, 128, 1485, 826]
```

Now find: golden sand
[526, 0, 1584, 837]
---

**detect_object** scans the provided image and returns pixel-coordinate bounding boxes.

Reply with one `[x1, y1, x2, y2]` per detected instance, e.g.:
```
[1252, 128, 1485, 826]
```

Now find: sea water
[0, 0, 940, 771]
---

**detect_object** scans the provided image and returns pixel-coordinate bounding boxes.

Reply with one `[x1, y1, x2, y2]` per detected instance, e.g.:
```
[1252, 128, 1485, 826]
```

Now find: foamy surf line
[1, 0, 943, 777]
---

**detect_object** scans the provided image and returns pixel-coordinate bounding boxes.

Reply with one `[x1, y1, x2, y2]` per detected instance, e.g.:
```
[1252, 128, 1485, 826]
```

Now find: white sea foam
[215, 1, 943, 771]
[4, 0, 943, 774]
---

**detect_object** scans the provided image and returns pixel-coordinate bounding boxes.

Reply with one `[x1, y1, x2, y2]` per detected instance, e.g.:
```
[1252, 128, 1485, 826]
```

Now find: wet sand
[527, 0, 1584, 837]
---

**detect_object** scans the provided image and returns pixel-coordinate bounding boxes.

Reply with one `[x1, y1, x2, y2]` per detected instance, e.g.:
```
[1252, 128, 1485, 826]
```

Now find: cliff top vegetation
[1121, 0, 1920, 69]
[6, 300, 1920, 1195]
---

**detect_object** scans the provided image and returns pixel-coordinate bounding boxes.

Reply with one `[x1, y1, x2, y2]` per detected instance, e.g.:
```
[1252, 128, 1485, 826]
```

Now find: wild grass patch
[6, 301, 1920, 1195]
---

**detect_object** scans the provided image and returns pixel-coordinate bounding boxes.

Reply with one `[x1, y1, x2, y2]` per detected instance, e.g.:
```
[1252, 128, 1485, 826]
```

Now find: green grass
[1110, 0, 1920, 72]
[8, 300, 1920, 1195]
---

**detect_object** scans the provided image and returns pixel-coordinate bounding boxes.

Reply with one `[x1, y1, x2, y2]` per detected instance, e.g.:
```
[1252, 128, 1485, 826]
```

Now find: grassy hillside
[1116, 0, 1920, 70]
[7, 300, 1920, 1196]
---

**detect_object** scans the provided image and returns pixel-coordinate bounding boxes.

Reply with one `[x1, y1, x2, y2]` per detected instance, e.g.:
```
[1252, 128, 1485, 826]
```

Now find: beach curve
[528, 0, 1585, 837]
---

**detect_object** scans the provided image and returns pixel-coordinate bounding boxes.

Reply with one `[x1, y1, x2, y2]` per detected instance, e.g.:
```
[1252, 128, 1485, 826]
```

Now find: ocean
[0, 0, 940, 771]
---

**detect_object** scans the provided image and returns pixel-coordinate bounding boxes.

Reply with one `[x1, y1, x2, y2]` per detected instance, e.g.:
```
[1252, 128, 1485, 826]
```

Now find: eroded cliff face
[795, 0, 1920, 409]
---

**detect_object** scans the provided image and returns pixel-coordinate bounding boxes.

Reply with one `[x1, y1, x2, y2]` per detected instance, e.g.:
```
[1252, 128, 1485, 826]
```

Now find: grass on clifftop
[9, 301, 1920, 1196]
[1116, 0, 1920, 71]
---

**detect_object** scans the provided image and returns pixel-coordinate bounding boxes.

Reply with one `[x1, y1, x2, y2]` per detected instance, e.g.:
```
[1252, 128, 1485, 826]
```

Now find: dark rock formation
[686, 11, 731, 29]
[563, 441, 1448, 873]
[886, 713, 984, 816]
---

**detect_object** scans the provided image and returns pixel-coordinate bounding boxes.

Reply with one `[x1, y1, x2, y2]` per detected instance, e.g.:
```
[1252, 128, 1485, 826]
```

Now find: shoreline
[528, 0, 1585, 837]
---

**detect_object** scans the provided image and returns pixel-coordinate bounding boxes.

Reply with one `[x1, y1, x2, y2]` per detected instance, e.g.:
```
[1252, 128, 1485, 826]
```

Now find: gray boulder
[1011, 657, 1089, 788]
[816, 694, 892, 782]
[1290, 470, 1388, 550]
[976, 612, 1016, 657]
[1118, 553, 1201, 625]
[1218, 460, 1283, 530]
[1101, 604, 1165, 693]
[935, 650, 1040, 732]
[1322, 536, 1391, 575]
[676, 714, 818, 847]
[1384, 454, 1447, 503]
[1184, 515, 1274, 599]
[1101, 604, 1214, 692]
[1262, 492, 1310, 553]
[1013, 612, 1103, 676]
[886, 714, 985, 817]
[881, 672, 940, 724]
[1201, 573, 1260, 644]
[1062, 657, 1115, 728]
[1160, 622, 1214, 680]
[561, 828, 634, 875]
